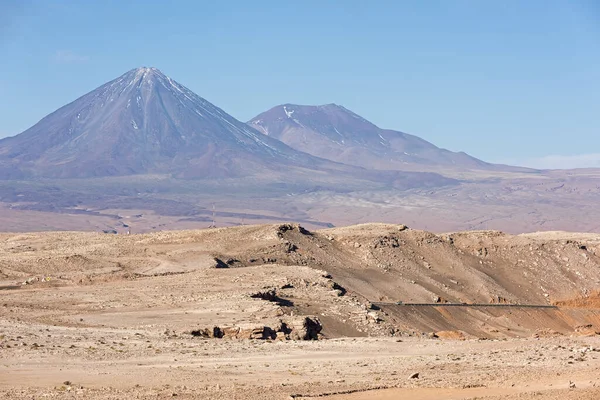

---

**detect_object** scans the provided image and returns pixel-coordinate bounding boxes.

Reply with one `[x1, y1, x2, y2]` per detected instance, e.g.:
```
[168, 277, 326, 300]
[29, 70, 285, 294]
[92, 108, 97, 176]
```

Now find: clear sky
[1, 0, 599, 168]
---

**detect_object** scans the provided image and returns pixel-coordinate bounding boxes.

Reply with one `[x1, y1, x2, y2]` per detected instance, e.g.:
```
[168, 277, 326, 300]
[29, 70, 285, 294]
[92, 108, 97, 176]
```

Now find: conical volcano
[0, 68, 321, 179]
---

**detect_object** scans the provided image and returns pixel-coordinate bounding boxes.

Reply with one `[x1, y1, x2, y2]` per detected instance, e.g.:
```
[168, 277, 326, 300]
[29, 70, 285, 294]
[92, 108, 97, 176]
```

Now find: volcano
[0, 68, 331, 179]
[249, 104, 506, 172]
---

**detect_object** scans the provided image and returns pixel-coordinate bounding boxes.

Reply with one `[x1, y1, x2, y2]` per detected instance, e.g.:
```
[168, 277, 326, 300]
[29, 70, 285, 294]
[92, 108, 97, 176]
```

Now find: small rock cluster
[189, 316, 322, 341]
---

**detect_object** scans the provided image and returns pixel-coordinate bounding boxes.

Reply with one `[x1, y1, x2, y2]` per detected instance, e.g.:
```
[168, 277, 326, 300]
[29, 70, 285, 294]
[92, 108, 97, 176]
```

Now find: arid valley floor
[1, 223, 600, 399]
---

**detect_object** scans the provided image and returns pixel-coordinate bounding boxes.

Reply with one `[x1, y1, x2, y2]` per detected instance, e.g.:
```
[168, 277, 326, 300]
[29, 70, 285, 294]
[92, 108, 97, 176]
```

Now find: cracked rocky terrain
[1, 223, 600, 399]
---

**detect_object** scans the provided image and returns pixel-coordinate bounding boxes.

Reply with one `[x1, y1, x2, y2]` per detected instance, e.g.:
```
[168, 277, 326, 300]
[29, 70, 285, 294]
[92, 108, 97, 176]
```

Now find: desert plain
[1, 223, 600, 399]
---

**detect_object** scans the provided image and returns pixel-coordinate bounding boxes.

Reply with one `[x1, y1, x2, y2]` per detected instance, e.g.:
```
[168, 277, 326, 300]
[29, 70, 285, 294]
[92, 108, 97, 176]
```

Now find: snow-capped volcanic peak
[0, 67, 317, 178]
[85, 67, 298, 157]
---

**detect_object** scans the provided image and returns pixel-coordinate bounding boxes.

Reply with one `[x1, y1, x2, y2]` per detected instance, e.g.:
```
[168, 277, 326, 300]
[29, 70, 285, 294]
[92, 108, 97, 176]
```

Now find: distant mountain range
[0, 67, 518, 181]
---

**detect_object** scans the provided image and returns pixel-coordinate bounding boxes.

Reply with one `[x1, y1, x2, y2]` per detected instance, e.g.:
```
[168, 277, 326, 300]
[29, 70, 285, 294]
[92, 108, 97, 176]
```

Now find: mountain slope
[248, 104, 514, 172]
[0, 69, 337, 179]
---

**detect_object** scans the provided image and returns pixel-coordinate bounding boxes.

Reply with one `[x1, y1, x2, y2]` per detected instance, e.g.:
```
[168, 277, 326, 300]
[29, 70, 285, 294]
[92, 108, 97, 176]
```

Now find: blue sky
[1, 0, 599, 168]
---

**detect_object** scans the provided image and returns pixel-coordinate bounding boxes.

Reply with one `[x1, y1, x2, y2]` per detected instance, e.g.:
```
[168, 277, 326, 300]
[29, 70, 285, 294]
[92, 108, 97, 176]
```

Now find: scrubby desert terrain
[1, 223, 600, 399]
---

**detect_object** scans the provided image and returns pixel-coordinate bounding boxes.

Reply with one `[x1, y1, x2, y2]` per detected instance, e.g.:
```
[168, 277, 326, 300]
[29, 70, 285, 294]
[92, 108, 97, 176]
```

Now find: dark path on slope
[368, 302, 600, 337]
[372, 302, 558, 309]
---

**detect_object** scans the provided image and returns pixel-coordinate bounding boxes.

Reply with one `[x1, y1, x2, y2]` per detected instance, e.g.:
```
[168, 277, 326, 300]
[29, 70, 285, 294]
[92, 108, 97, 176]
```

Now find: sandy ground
[2, 223, 600, 399]
[1, 329, 600, 399]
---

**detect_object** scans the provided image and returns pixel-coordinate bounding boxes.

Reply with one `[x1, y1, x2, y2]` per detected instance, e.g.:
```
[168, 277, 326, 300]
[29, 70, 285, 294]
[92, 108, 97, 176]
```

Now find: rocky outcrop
[189, 317, 322, 341]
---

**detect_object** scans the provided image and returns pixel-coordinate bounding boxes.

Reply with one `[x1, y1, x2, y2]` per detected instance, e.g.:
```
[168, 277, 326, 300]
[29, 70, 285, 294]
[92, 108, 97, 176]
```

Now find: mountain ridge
[248, 103, 527, 172]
